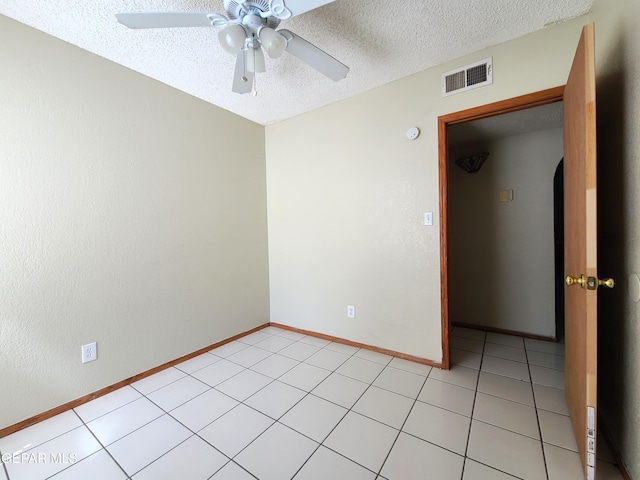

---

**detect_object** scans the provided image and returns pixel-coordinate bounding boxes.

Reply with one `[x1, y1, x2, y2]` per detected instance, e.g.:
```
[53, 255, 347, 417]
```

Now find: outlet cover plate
[82, 342, 97, 364]
[347, 305, 356, 319]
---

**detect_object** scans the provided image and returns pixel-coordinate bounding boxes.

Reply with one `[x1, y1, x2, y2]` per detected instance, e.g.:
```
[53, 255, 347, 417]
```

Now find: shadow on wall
[448, 142, 500, 329]
[595, 30, 630, 469]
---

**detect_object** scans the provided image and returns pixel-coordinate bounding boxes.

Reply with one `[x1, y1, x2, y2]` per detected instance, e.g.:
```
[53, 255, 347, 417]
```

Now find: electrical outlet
[81, 342, 97, 364]
[347, 305, 356, 319]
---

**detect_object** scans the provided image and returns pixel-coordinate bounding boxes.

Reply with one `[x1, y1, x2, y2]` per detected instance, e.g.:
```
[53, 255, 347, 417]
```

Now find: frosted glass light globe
[259, 27, 287, 58]
[218, 24, 246, 54]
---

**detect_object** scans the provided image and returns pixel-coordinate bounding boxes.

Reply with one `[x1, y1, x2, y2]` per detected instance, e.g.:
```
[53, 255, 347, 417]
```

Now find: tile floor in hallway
[0, 326, 625, 480]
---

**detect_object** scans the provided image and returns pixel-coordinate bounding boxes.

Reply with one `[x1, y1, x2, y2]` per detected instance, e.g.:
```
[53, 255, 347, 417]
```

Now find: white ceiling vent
[442, 58, 493, 97]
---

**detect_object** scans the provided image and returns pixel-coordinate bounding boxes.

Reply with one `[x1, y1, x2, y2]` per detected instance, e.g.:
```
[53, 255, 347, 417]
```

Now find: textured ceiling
[0, 0, 592, 125]
[449, 101, 564, 147]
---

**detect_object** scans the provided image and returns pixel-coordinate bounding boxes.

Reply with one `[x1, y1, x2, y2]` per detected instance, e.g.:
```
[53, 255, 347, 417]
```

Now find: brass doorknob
[598, 278, 615, 289]
[566, 275, 585, 287]
[566, 274, 615, 290]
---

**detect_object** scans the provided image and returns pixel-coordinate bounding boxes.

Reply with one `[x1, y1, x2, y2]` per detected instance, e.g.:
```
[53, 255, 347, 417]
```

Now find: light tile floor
[0, 326, 625, 480]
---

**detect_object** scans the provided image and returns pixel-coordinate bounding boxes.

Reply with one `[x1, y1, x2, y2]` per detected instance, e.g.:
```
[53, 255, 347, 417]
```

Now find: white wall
[266, 18, 588, 361]
[0, 16, 269, 429]
[449, 129, 563, 337]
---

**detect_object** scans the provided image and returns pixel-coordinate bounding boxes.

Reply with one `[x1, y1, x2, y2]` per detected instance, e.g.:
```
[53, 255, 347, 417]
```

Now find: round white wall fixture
[406, 127, 420, 140]
[629, 273, 640, 303]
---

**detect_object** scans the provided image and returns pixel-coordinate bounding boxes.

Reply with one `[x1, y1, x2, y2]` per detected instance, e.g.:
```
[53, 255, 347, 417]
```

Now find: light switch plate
[424, 212, 433, 226]
[499, 190, 514, 202]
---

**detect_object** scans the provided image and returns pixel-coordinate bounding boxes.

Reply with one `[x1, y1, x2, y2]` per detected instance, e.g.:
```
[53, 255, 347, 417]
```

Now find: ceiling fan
[115, 0, 349, 95]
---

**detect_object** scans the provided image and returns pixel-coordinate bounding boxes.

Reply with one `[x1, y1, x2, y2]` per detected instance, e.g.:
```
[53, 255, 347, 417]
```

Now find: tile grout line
[464, 458, 525, 480]
[128, 366, 194, 397]
[161, 330, 303, 478]
[80, 397, 169, 452]
[290, 351, 410, 479]
[202, 457, 258, 480]
[373, 363, 432, 479]
[67, 337, 284, 478]
[132, 392, 238, 478]
[76, 387, 145, 425]
[127, 431, 229, 479]
[193, 331, 326, 425]
[2, 421, 112, 480]
[388, 429, 473, 464]
[207, 337, 367, 477]
[217, 462, 259, 480]
[231, 329, 319, 479]
[460, 330, 487, 478]
[523, 342, 551, 480]
[0, 420, 85, 465]
[126, 373, 214, 426]
[454, 329, 534, 479]
[278, 342, 379, 476]
[467, 418, 547, 443]
[319, 328, 526, 477]
[58, 408, 130, 480]
[0, 448, 10, 480]
[455, 331, 582, 479]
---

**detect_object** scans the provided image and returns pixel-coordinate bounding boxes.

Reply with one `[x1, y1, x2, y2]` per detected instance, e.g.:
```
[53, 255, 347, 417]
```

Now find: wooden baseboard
[599, 416, 634, 480]
[270, 322, 442, 368]
[0, 323, 269, 439]
[452, 322, 557, 342]
[2, 321, 441, 439]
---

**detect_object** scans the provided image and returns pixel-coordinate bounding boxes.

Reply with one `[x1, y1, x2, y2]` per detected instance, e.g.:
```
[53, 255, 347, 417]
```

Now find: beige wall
[266, 19, 587, 360]
[590, 0, 640, 476]
[449, 129, 563, 337]
[0, 16, 269, 429]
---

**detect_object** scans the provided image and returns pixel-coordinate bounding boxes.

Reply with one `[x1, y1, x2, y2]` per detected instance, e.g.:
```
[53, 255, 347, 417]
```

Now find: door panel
[563, 23, 598, 479]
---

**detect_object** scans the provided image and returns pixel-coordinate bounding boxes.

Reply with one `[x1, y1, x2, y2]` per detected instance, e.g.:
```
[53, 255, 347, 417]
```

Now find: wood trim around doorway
[438, 86, 565, 370]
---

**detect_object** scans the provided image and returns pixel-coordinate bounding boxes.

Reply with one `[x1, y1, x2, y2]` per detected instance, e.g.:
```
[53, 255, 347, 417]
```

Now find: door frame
[438, 86, 565, 369]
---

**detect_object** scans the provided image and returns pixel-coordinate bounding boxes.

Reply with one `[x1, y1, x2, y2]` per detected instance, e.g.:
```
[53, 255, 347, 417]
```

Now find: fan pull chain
[252, 69, 258, 96]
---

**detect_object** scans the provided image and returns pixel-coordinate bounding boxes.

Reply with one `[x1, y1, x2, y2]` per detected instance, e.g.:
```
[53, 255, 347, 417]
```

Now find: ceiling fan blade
[268, 0, 335, 19]
[115, 12, 221, 29]
[232, 51, 254, 94]
[280, 30, 349, 81]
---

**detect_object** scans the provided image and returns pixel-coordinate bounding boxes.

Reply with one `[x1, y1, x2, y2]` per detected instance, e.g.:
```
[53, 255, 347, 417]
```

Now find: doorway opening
[553, 159, 565, 342]
[438, 87, 565, 369]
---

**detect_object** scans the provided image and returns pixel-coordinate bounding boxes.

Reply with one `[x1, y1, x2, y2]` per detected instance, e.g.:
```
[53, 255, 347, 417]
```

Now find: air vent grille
[445, 71, 466, 93]
[466, 64, 488, 86]
[442, 58, 493, 96]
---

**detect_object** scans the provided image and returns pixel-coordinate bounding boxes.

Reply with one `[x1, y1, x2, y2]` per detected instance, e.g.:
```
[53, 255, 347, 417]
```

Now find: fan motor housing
[242, 14, 264, 31]
[225, 0, 280, 28]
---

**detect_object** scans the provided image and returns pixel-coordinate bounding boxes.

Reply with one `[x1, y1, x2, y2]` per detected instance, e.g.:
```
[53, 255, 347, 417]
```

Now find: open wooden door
[563, 23, 613, 479]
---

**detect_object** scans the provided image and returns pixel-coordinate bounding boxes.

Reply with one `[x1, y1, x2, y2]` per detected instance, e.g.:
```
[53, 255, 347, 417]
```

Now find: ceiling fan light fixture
[114, 0, 350, 96]
[259, 27, 287, 58]
[246, 46, 266, 73]
[218, 24, 247, 54]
